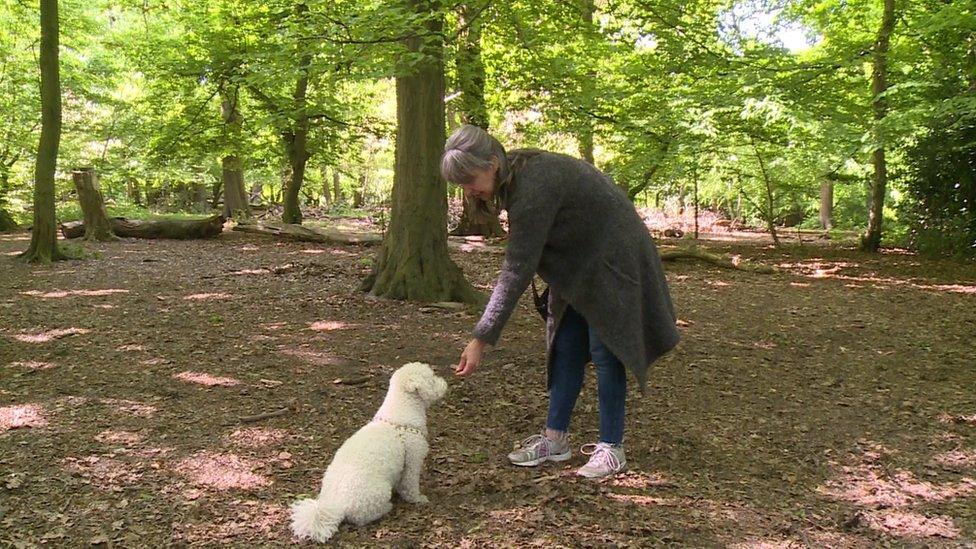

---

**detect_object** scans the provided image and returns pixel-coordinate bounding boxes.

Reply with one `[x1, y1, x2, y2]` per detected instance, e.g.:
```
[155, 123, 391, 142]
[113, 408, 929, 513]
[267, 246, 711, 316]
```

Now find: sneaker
[507, 433, 572, 466]
[576, 442, 627, 478]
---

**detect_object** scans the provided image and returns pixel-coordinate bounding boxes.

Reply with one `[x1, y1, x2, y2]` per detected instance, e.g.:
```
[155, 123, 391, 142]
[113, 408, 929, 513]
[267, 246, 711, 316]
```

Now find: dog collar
[372, 415, 427, 438]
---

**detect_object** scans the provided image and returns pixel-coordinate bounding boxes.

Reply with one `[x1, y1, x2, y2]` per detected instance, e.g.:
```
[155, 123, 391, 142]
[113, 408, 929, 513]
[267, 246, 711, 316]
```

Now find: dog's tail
[290, 497, 343, 542]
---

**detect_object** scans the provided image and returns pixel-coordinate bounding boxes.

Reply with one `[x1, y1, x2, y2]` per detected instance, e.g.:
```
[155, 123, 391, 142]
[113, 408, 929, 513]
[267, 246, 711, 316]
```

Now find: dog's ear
[400, 371, 424, 395]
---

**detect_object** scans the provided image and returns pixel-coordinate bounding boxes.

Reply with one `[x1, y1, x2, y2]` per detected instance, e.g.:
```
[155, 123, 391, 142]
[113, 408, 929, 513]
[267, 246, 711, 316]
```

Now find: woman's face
[460, 159, 497, 201]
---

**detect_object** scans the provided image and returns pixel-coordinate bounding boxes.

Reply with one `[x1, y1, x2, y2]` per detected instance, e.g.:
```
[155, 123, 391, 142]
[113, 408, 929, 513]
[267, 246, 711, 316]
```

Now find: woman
[441, 125, 680, 479]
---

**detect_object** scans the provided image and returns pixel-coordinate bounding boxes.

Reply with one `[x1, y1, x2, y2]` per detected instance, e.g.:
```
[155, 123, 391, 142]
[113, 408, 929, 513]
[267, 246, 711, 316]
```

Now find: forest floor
[1, 220, 975, 548]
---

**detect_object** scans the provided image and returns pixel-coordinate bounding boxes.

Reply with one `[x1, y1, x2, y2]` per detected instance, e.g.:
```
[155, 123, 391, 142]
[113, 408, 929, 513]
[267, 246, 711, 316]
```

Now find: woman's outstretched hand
[456, 338, 488, 376]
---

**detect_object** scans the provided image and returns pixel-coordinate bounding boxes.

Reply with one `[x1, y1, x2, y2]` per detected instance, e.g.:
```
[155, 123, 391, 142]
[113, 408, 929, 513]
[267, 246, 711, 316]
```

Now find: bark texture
[220, 86, 250, 221]
[21, 0, 64, 263]
[72, 168, 117, 241]
[61, 215, 224, 240]
[861, 0, 897, 252]
[361, 0, 478, 303]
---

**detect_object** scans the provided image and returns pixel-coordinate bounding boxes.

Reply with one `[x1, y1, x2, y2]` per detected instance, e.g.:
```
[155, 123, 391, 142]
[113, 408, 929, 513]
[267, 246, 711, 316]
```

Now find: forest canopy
[1, 0, 973, 256]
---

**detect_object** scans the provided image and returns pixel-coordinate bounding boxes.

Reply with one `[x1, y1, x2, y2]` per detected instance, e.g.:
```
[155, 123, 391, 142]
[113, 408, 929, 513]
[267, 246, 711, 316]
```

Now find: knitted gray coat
[472, 150, 680, 391]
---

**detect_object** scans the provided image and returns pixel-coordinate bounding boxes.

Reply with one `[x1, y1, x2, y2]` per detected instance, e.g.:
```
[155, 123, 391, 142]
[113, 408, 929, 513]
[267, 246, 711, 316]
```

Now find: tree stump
[72, 167, 117, 241]
[0, 208, 17, 232]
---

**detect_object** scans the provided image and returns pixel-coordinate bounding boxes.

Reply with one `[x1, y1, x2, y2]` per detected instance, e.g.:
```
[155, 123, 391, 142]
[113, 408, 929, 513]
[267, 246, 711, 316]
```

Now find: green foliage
[0, 0, 970, 257]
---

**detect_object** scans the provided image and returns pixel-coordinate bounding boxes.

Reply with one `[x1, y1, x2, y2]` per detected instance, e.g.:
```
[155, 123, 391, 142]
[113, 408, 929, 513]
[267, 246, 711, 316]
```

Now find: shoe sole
[510, 451, 573, 467]
[577, 463, 628, 478]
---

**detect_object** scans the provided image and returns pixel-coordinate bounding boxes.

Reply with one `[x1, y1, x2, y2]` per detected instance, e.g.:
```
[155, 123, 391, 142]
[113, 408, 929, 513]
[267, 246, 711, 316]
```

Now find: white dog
[290, 362, 448, 542]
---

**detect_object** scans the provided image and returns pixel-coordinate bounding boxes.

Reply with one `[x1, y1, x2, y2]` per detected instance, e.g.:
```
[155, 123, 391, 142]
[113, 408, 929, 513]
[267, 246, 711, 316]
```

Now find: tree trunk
[21, 0, 64, 263]
[233, 220, 381, 245]
[353, 170, 366, 208]
[693, 170, 700, 240]
[126, 179, 142, 206]
[819, 180, 834, 230]
[450, 3, 503, 238]
[320, 165, 331, 206]
[332, 167, 343, 204]
[455, 3, 489, 130]
[220, 86, 250, 220]
[71, 167, 117, 241]
[577, 0, 596, 165]
[861, 0, 896, 252]
[61, 215, 224, 240]
[282, 11, 313, 225]
[361, 0, 478, 303]
[0, 161, 17, 232]
[750, 136, 781, 247]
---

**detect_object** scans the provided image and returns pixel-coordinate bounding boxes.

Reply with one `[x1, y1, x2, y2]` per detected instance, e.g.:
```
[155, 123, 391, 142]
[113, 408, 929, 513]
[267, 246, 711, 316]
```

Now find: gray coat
[472, 150, 680, 391]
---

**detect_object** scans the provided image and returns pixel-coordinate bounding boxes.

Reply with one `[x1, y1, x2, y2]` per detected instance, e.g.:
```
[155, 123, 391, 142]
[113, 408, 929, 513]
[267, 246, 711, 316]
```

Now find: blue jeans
[546, 306, 627, 445]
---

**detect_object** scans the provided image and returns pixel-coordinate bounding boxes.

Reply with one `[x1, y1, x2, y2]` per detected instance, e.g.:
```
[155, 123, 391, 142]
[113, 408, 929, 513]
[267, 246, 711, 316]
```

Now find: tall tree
[220, 84, 251, 220]
[450, 2, 504, 238]
[362, 0, 478, 303]
[861, 0, 897, 251]
[20, 0, 64, 263]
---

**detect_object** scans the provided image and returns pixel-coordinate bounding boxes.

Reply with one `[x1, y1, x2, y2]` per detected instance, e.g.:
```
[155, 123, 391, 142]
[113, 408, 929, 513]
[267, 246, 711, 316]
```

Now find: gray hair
[441, 125, 510, 188]
[441, 125, 511, 217]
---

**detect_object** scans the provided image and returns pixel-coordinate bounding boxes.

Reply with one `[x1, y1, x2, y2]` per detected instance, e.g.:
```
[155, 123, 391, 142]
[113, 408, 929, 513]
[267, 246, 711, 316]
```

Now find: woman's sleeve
[472, 175, 560, 345]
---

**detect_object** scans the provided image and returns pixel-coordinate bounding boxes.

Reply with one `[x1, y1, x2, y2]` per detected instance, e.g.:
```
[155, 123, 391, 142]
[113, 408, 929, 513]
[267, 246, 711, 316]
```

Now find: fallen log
[660, 247, 776, 274]
[232, 221, 382, 245]
[60, 214, 225, 240]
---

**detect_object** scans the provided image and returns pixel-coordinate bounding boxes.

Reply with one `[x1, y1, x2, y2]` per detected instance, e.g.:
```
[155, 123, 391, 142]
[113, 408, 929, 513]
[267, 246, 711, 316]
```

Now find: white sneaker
[508, 433, 572, 466]
[576, 442, 627, 478]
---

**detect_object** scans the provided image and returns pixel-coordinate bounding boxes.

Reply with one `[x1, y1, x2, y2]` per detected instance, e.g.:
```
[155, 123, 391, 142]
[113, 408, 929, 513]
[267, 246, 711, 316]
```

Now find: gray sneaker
[576, 442, 627, 478]
[508, 433, 572, 466]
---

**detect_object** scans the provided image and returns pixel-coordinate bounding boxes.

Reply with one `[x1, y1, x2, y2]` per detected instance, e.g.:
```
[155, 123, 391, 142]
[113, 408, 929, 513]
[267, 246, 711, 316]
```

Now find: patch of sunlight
[100, 398, 158, 418]
[729, 539, 802, 549]
[309, 320, 355, 331]
[174, 452, 270, 490]
[861, 509, 960, 539]
[173, 500, 288, 545]
[20, 289, 129, 298]
[261, 322, 288, 330]
[183, 292, 235, 301]
[933, 450, 976, 469]
[819, 445, 976, 508]
[609, 471, 675, 490]
[116, 344, 146, 352]
[3, 250, 23, 256]
[8, 360, 56, 370]
[707, 280, 730, 287]
[939, 413, 976, 425]
[62, 455, 143, 490]
[488, 505, 542, 523]
[789, 282, 810, 287]
[92, 304, 116, 309]
[299, 248, 328, 254]
[239, 245, 260, 251]
[605, 493, 678, 506]
[225, 428, 288, 448]
[230, 268, 272, 275]
[12, 327, 91, 343]
[281, 348, 353, 368]
[95, 430, 145, 446]
[926, 283, 976, 295]
[174, 371, 241, 387]
[0, 403, 48, 431]
[0, 234, 30, 242]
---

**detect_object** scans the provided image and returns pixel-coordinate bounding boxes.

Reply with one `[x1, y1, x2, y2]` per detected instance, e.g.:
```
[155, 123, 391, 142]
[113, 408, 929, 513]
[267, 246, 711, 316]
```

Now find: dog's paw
[406, 494, 429, 505]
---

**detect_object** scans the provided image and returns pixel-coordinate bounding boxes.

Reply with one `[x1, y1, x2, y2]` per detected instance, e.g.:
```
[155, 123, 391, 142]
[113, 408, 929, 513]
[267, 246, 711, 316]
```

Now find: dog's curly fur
[290, 362, 448, 542]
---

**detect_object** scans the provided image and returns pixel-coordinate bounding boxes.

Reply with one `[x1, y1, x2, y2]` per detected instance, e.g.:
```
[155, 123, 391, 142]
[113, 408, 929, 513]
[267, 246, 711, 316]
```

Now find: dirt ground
[1, 222, 975, 548]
